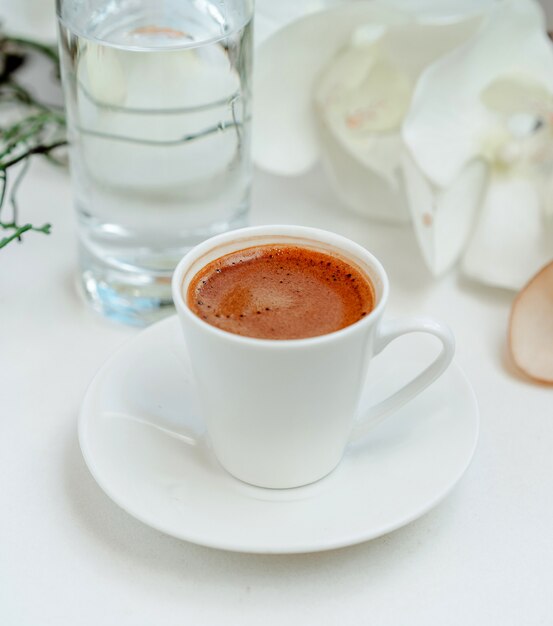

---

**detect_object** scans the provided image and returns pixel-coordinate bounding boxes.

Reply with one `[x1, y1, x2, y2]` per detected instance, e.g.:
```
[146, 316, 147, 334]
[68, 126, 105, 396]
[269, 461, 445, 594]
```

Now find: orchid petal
[252, 2, 410, 176]
[319, 121, 409, 222]
[253, 0, 493, 177]
[380, 16, 485, 81]
[481, 76, 552, 115]
[462, 174, 553, 290]
[403, 0, 553, 188]
[402, 153, 488, 275]
[311, 9, 486, 220]
[313, 45, 410, 221]
[314, 46, 412, 135]
[377, 0, 498, 24]
[255, 1, 349, 44]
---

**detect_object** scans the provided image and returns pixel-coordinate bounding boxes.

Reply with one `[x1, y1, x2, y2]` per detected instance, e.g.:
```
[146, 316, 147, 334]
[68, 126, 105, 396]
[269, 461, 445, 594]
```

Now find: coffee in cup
[187, 244, 375, 340]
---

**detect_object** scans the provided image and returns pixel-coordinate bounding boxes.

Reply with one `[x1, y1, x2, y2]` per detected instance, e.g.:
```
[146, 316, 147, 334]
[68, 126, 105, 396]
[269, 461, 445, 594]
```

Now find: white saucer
[79, 316, 479, 554]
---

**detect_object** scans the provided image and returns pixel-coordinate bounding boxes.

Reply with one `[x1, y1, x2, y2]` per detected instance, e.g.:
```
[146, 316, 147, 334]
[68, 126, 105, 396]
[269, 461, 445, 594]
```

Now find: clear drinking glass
[56, 0, 253, 325]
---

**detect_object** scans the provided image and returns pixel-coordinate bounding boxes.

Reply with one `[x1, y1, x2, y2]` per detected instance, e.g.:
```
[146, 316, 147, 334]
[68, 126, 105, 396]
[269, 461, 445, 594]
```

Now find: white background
[1, 1, 553, 624]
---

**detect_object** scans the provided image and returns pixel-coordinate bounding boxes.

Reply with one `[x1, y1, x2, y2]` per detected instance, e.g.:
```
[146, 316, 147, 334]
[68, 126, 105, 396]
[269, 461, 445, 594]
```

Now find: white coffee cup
[172, 225, 455, 489]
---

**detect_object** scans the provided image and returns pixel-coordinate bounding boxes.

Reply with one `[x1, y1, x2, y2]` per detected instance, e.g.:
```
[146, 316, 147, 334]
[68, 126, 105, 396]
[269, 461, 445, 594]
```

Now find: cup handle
[350, 317, 455, 442]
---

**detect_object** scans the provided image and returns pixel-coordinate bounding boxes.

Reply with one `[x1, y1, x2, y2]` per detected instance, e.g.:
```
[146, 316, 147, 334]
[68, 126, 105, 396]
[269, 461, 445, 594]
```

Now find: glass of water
[56, 0, 253, 325]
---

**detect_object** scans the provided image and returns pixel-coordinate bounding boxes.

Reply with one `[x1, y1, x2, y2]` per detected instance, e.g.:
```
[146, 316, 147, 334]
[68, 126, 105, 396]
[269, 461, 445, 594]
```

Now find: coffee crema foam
[186, 244, 375, 340]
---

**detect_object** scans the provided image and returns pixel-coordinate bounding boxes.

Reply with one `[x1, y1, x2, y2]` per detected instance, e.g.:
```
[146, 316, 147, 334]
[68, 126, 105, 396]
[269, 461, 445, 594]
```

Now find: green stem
[0, 223, 32, 247]
[0, 221, 51, 248]
[0, 170, 6, 216]
[7, 37, 59, 65]
[9, 157, 30, 225]
[1, 140, 67, 169]
[0, 31, 64, 250]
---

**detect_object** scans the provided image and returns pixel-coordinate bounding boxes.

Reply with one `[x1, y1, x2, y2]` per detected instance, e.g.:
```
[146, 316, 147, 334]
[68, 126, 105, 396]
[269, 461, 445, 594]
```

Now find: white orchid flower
[254, 0, 553, 289]
[403, 0, 553, 286]
[253, 0, 496, 223]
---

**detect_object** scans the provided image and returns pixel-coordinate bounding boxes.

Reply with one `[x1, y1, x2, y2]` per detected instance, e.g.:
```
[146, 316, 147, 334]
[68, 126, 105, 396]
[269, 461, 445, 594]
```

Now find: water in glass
[57, 0, 253, 324]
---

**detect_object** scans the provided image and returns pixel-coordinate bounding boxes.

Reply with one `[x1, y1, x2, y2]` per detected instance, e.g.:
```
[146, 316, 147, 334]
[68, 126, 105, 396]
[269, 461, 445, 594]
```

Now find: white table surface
[2, 152, 553, 626]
